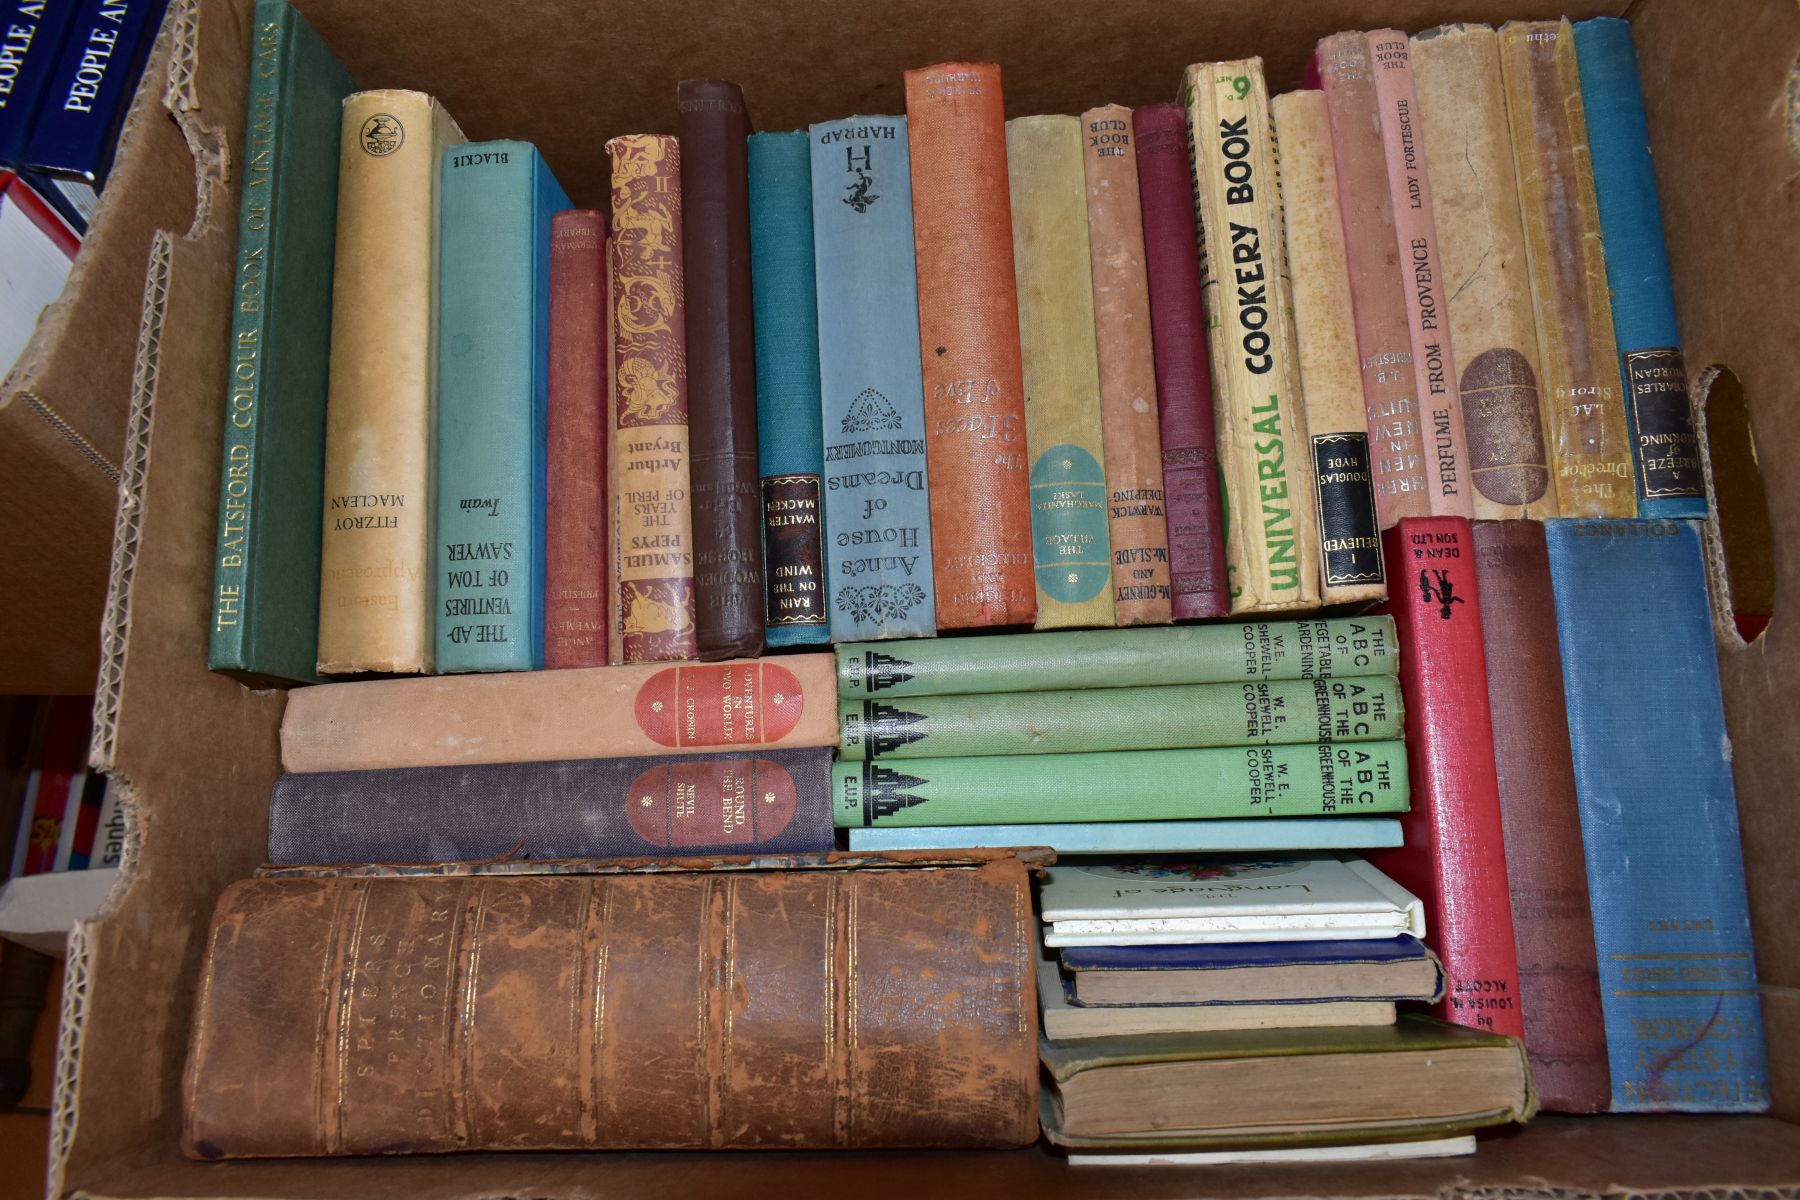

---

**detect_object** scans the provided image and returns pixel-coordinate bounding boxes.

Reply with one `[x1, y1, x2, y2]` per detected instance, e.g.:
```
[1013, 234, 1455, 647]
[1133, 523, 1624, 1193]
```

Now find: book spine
[1080, 103, 1173, 626]
[836, 615, 1399, 697]
[746, 131, 830, 647]
[679, 80, 765, 659]
[604, 246, 623, 664]
[1471, 519, 1609, 1112]
[1182, 59, 1320, 613]
[317, 91, 465, 674]
[1271, 89, 1386, 603]
[64, 767, 104, 869]
[1366, 516, 1525, 1039]
[903, 63, 1036, 629]
[849, 817, 1404, 855]
[1499, 21, 1636, 519]
[1573, 18, 1707, 517]
[93, 775, 124, 868]
[1545, 518, 1768, 1112]
[834, 741, 1409, 827]
[21, 0, 165, 185]
[1412, 23, 1558, 521]
[20, 696, 86, 876]
[607, 134, 699, 662]
[1006, 115, 1114, 630]
[1313, 34, 1429, 527]
[0, 0, 80, 166]
[546, 210, 610, 670]
[1131, 102, 1228, 619]
[809, 115, 937, 641]
[1369, 31, 1473, 519]
[840, 676, 1403, 760]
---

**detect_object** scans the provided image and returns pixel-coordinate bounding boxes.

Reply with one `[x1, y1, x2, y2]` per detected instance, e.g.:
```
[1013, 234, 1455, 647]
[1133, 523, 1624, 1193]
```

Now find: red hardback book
[1367, 516, 1525, 1039]
[546, 210, 609, 670]
[1130, 102, 1228, 619]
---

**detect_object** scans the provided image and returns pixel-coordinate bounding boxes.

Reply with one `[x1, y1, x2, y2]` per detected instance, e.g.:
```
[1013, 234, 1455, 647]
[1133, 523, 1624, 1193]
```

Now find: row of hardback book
[208, 6, 1708, 688]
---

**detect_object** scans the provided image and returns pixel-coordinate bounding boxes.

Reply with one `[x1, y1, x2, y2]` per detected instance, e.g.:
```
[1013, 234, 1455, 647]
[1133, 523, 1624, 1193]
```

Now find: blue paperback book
[747, 130, 830, 647]
[1545, 518, 1767, 1111]
[847, 816, 1403, 855]
[0, 0, 81, 167]
[1573, 17, 1707, 518]
[1058, 935, 1444, 1006]
[434, 139, 569, 673]
[810, 115, 936, 641]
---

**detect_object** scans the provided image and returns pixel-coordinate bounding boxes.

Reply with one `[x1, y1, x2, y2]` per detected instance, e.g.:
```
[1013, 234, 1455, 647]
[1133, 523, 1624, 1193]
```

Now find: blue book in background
[0, 0, 82, 167]
[747, 130, 830, 648]
[22, 0, 168, 225]
[1545, 518, 1767, 1112]
[846, 816, 1404, 855]
[434, 139, 569, 673]
[810, 115, 936, 642]
[1058, 934, 1444, 1006]
[1573, 17, 1707, 519]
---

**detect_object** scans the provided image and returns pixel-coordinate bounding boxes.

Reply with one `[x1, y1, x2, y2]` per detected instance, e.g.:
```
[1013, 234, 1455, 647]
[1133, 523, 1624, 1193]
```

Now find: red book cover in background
[545, 210, 609, 670]
[19, 696, 91, 876]
[1367, 516, 1525, 1038]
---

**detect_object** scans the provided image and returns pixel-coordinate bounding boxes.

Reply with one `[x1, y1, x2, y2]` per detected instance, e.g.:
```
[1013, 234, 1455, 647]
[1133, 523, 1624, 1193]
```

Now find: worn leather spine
[1080, 103, 1172, 626]
[1272, 89, 1386, 604]
[182, 863, 1039, 1155]
[1131, 102, 1228, 619]
[1181, 59, 1319, 614]
[546, 211, 610, 669]
[607, 134, 698, 662]
[1470, 519, 1609, 1112]
[1498, 21, 1636, 519]
[1312, 35, 1429, 528]
[1006, 115, 1114, 630]
[903, 63, 1036, 630]
[316, 90, 465, 674]
[679, 81, 765, 659]
[1412, 24, 1557, 520]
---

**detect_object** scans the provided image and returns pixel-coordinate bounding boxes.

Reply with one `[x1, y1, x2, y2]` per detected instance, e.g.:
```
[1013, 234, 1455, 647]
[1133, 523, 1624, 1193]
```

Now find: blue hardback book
[0, 0, 81, 167]
[1545, 518, 1767, 1111]
[810, 115, 936, 642]
[1574, 18, 1707, 519]
[1062, 935, 1433, 974]
[434, 140, 569, 673]
[21, 0, 167, 221]
[847, 817, 1403, 855]
[748, 131, 830, 648]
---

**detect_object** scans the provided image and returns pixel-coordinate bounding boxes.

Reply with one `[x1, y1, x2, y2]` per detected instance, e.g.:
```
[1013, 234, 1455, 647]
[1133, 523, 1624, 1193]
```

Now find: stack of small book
[1034, 855, 1535, 1163]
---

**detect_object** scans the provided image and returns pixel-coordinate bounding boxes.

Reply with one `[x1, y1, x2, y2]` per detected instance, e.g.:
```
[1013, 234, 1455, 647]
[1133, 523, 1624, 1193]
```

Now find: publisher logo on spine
[360, 114, 405, 156]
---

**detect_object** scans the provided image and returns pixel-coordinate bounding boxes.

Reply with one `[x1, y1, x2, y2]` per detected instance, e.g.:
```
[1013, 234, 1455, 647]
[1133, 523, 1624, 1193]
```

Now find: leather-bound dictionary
[1311, 35, 1428, 528]
[1366, 517, 1525, 1040]
[546, 210, 610, 669]
[1080, 103, 1172, 626]
[607, 134, 699, 662]
[903, 63, 1036, 630]
[182, 858, 1040, 1155]
[1131, 102, 1227, 619]
[1181, 59, 1320, 614]
[1005, 115, 1114, 631]
[1498, 21, 1636, 518]
[1272, 89, 1386, 605]
[1367, 30, 1473, 519]
[680, 80, 765, 660]
[1470, 519, 1608, 1112]
[1412, 24, 1558, 521]
[280, 655, 839, 773]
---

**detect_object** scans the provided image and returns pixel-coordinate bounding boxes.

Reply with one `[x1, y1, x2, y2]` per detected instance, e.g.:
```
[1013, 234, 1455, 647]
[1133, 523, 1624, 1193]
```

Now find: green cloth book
[839, 677, 1403, 760]
[833, 742, 1409, 827]
[207, 0, 356, 684]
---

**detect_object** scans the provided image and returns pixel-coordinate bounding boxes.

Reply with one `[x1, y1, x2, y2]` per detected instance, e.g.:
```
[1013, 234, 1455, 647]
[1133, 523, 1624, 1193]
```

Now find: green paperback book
[832, 742, 1410, 827]
[836, 617, 1396, 698]
[207, 0, 357, 684]
[839, 677, 1403, 760]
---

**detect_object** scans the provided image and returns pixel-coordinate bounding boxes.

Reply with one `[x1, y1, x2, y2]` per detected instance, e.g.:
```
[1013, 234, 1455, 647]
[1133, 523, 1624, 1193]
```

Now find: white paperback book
[1039, 855, 1425, 947]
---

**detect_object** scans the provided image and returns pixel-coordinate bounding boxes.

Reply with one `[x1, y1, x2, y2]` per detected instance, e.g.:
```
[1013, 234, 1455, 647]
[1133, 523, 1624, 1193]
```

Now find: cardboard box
[47, 0, 1800, 1194]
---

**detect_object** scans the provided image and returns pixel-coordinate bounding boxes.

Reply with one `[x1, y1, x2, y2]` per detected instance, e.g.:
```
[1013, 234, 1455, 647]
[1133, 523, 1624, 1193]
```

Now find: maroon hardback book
[1366, 516, 1526, 1039]
[1131, 102, 1227, 619]
[1472, 518, 1610, 1111]
[546, 210, 609, 670]
[679, 80, 766, 660]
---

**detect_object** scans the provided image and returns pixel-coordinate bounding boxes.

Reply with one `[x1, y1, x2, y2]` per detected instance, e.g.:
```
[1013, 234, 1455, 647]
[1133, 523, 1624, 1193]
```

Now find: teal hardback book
[434, 139, 570, 672]
[207, 0, 355, 684]
[747, 131, 830, 647]
[1545, 518, 1767, 1111]
[847, 817, 1404, 854]
[810, 115, 936, 641]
